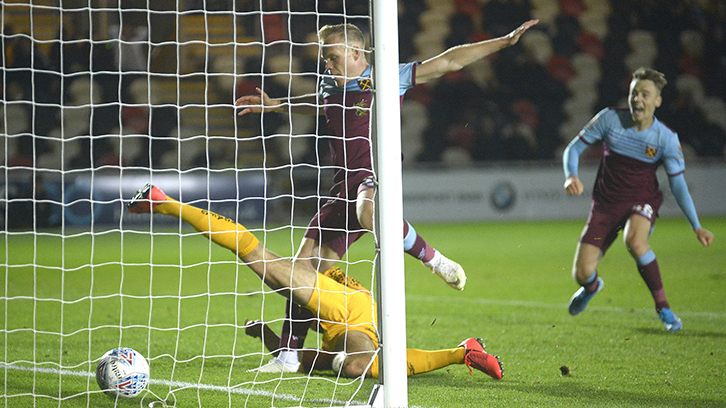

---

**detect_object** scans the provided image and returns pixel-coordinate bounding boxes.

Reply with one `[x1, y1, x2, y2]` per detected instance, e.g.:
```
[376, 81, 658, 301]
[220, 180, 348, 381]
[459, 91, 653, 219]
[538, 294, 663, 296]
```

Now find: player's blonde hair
[318, 23, 367, 50]
[632, 67, 667, 93]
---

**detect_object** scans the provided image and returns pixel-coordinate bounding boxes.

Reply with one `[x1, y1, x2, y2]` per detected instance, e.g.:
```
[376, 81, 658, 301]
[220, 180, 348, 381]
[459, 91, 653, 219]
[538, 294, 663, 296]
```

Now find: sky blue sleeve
[563, 137, 589, 178]
[398, 62, 417, 95]
[562, 110, 611, 178]
[661, 135, 686, 176]
[668, 174, 701, 230]
[578, 108, 610, 145]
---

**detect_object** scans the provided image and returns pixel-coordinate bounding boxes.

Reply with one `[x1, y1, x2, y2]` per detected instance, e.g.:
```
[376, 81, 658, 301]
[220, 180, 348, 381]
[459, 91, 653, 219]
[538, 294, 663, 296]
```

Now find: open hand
[235, 87, 279, 116]
[504, 19, 540, 47]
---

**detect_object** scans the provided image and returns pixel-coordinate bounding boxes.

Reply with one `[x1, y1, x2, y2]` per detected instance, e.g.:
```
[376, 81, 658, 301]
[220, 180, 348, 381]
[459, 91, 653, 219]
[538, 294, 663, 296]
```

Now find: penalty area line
[0, 363, 367, 406]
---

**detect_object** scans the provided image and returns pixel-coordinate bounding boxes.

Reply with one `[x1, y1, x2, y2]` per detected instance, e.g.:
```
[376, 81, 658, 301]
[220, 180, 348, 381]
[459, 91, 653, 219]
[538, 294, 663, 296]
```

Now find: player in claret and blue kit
[236, 19, 538, 372]
[562, 67, 714, 331]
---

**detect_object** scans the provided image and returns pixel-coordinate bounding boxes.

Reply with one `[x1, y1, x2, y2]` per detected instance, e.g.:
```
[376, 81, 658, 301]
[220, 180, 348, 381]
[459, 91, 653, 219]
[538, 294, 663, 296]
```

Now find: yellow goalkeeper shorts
[305, 272, 378, 352]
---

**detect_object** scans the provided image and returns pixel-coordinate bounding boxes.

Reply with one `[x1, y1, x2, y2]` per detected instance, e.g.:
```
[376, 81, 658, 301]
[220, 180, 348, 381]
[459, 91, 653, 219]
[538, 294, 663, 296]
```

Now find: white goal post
[370, 0, 409, 406]
[1, 1, 408, 407]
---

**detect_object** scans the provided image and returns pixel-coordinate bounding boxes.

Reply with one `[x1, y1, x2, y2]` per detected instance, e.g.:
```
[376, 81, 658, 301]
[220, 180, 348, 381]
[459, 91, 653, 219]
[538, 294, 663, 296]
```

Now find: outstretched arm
[244, 319, 282, 355]
[235, 87, 321, 116]
[668, 174, 714, 247]
[415, 19, 539, 84]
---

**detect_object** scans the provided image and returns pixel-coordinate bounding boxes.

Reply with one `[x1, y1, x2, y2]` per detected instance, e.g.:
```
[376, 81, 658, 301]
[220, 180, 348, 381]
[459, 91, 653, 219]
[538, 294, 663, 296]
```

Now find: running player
[562, 67, 714, 331]
[127, 184, 503, 380]
[236, 19, 538, 371]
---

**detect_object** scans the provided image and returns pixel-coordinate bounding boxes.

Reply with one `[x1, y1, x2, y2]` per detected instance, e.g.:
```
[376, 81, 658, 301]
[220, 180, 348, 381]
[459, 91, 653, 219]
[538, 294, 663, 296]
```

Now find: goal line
[0, 363, 369, 406]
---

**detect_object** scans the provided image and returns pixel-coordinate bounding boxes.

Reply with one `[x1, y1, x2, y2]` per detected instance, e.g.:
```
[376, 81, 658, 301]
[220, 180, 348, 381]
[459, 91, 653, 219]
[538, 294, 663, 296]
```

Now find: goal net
[1, 1, 406, 407]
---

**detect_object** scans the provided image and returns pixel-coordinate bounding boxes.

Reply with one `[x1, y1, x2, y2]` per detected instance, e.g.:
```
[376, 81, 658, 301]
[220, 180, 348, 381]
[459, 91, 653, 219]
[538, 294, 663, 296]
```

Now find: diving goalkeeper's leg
[365, 338, 502, 380]
[127, 183, 317, 304]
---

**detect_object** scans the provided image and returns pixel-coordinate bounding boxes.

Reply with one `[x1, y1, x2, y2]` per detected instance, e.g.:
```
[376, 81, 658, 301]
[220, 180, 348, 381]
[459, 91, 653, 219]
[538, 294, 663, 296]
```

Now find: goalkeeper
[235, 18, 538, 373]
[127, 184, 503, 380]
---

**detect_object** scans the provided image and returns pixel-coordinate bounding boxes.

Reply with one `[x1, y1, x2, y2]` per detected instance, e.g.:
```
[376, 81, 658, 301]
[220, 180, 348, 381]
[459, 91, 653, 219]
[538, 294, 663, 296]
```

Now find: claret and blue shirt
[563, 107, 701, 230]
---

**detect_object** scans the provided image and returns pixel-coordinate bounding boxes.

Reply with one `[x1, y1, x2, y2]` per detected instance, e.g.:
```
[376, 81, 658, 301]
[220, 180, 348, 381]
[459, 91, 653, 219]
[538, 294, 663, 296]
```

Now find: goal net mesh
[1, 1, 385, 406]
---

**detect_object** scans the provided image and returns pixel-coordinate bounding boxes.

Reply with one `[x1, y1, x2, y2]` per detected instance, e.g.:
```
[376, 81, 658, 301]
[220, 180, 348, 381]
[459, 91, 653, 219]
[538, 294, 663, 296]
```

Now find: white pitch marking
[0, 363, 367, 406]
[407, 295, 726, 318]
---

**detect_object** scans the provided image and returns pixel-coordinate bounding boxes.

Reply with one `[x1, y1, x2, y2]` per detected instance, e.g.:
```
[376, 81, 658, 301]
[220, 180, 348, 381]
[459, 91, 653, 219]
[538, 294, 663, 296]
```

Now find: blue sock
[581, 271, 599, 293]
[636, 250, 656, 267]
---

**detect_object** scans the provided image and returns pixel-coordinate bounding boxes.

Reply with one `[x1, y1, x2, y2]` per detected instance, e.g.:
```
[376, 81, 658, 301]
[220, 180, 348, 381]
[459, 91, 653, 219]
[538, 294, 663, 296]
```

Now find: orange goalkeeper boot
[127, 183, 167, 214]
[459, 337, 503, 380]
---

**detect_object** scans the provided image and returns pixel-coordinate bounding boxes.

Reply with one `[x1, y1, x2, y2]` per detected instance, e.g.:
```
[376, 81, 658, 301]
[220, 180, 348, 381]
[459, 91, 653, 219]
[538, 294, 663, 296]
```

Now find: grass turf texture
[1, 216, 725, 407]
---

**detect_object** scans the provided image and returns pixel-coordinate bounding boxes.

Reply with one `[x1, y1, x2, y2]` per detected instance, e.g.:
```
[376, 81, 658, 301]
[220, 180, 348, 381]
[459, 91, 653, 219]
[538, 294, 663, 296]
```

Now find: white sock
[424, 249, 441, 269]
[278, 350, 299, 366]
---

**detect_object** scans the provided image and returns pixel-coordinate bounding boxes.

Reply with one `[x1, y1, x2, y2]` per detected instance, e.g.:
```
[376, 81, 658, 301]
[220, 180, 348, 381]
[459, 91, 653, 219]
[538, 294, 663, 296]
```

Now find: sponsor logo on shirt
[354, 99, 369, 116]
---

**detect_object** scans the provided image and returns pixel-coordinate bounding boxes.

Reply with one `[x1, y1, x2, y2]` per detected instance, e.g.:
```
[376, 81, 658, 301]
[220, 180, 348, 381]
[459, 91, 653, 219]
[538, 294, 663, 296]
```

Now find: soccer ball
[96, 347, 150, 398]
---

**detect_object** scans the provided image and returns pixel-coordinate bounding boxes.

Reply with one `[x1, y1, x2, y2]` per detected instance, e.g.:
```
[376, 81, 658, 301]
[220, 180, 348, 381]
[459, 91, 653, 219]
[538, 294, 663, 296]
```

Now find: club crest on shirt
[357, 78, 372, 91]
[354, 99, 369, 116]
[645, 145, 658, 157]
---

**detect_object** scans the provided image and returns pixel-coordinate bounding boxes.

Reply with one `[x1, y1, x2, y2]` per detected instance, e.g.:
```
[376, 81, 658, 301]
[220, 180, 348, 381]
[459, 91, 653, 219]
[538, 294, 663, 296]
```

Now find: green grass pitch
[1, 216, 725, 407]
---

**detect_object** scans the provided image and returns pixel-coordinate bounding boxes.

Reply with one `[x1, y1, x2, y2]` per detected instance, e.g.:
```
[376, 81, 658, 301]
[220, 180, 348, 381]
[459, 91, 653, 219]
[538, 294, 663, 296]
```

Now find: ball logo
[119, 350, 134, 365]
[96, 347, 150, 399]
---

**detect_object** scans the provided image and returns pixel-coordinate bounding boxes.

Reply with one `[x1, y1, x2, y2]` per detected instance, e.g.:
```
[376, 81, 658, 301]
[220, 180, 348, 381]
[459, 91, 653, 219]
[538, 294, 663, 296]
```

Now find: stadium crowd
[400, 0, 726, 163]
[2, 0, 725, 170]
